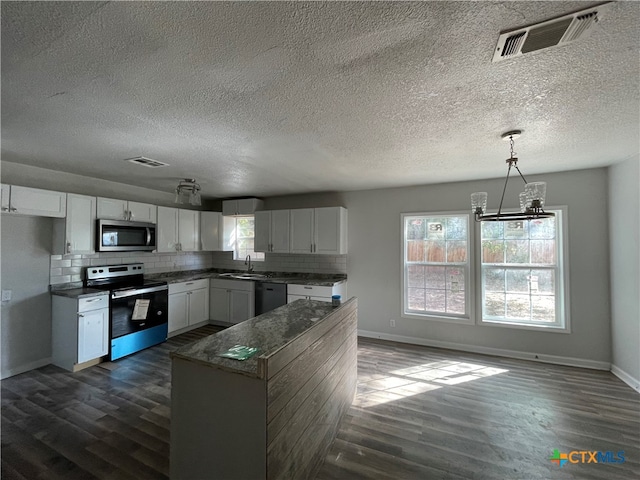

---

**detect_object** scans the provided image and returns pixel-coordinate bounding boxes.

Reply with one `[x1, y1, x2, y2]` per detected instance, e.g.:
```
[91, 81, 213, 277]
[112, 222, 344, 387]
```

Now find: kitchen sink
[219, 272, 267, 280]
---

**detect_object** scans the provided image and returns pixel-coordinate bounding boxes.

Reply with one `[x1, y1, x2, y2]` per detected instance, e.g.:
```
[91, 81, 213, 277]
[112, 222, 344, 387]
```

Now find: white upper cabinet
[97, 197, 157, 223]
[314, 207, 347, 254]
[157, 206, 200, 252]
[2, 185, 66, 218]
[201, 211, 234, 251]
[290, 207, 347, 255]
[128, 201, 157, 223]
[290, 208, 314, 254]
[1, 184, 10, 212]
[53, 193, 97, 254]
[222, 198, 264, 216]
[157, 207, 179, 252]
[178, 209, 200, 252]
[255, 210, 290, 253]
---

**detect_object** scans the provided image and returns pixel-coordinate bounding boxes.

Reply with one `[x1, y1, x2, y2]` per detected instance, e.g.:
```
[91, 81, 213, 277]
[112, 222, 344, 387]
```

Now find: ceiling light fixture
[471, 130, 554, 222]
[174, 178, 202, 206]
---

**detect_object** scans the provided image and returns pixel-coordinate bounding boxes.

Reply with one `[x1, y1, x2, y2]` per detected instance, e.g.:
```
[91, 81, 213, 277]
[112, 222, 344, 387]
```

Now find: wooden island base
[170, 298, 358, 480]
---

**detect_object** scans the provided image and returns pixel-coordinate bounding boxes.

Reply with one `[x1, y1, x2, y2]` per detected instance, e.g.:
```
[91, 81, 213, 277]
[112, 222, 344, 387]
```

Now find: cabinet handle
[310, 244, 313, 253]
[1, 207, 8, 212]
[10, 207, 17, 212]
[78, 313, 84, 317]
[185, 282, 194, 286]
[66, 242, 71, 254]
[85, 298, 101, 303]
[304, 286, 312, 290]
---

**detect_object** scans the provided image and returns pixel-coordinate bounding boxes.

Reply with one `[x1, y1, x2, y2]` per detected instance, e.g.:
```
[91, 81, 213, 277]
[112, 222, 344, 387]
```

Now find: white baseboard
[611, 364, 640, 393]
[1, 357, 51, 380]
[358, 330, 611, 371]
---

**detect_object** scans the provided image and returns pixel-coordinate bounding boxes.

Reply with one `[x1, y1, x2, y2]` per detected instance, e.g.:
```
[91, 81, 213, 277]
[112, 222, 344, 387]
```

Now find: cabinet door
[78, 308, 108, 363]
[210, 287, 230, 322]
[97, 197, 127, 220]
[169, 292, 189, 333]
[271, 210, 290, 253]
[66, 194, 96, 254]
[178, 209, 200, 251]
[157, 206, 179, 252]
[229, 289, 252, 324]
[222, 200, 238, 216]
[128, 201, 157, 223]
[1, 184, 10, 212]
[290, 208, 314, 254]
[201, 211, 222, 251]
[10, 186, 67, 218]
[188, 288, 209, 325]
[314, 207, 347, 254]
[254, 211, 270, 252]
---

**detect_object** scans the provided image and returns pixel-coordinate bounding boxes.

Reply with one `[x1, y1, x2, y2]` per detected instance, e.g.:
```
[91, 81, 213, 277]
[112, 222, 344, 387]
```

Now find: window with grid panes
[402, 214, 470, 319]
[230, 216, 264, 261]
[480, 209, 566, 329]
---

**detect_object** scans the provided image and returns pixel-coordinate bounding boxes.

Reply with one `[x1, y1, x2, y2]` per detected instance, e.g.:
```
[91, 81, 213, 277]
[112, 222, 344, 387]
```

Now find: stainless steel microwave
[97, 219, 156, 252]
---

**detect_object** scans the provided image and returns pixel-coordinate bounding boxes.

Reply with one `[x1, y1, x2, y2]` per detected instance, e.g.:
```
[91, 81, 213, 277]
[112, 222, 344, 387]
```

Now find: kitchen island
[170, 297, 358, 480]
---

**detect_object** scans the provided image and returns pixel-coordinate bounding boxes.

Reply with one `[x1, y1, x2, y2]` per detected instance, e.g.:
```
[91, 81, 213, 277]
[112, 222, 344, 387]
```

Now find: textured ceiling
[1, 1, 639, 199]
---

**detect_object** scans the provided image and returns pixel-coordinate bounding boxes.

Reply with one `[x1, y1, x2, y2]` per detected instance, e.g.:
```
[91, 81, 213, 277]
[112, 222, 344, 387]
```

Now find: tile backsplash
[50, 251, 347, 285]
[209, 252, 347, 275]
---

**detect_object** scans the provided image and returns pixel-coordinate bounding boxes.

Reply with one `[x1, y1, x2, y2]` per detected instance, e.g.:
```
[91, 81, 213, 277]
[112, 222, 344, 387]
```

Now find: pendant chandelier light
[471, 130, 554, 222]
[174, 178, 202, 206]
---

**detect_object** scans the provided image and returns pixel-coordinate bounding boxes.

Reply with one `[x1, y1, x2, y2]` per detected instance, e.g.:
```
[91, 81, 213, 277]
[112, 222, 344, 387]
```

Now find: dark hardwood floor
[2, 326, 638, 480]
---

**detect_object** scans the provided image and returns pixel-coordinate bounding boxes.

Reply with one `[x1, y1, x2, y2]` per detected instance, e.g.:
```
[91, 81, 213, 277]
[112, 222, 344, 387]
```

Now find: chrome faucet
[245, 254, 254, 273]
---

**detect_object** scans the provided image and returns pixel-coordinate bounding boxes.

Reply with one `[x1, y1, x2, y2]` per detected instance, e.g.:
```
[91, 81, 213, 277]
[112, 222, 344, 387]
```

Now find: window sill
[479, 319, 570, 333]
[402, 312, 474, 325]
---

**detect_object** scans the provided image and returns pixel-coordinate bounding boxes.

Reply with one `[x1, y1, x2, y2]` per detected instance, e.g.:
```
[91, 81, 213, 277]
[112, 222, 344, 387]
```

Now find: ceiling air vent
[125, 156, 169, 168]
[492, 2, 611, 62]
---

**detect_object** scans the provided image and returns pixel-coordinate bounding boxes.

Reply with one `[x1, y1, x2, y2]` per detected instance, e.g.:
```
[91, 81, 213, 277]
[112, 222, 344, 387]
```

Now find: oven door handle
[111, 285, 168, 299]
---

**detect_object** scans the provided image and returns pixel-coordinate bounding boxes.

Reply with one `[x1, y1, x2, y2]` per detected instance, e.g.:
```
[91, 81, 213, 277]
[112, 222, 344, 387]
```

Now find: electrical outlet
[1, 290, 12, 302]
[390, 319, 396, 327]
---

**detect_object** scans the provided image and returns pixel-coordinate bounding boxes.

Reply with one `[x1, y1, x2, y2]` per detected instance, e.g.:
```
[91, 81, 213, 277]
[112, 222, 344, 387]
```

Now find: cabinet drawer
[287, 284, 333, 298]
[78, 295, 109, 312]
[169, 279, 209, 294]
[211, 278, 254, 291]
[288, 294, 330, 304]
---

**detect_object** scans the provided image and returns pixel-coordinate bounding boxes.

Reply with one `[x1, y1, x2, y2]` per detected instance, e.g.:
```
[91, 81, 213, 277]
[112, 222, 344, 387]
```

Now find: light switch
[1, 290, 12, 302]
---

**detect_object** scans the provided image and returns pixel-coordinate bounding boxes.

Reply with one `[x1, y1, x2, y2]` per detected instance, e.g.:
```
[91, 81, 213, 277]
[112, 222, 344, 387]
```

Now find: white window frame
[476, 206, 570, 333]
[401, 211, 474, 325]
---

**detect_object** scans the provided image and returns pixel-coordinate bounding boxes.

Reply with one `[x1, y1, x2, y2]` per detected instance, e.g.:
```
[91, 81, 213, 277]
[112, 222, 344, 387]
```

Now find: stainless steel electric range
[85, 263, 168, 361]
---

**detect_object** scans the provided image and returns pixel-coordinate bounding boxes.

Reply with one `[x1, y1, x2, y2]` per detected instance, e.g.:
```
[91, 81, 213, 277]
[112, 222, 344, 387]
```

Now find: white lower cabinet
[168, 279, 210, 335]
[52, 293, 109, 371]
[287, 282, 347, 304]
[210, 279, 255, 324]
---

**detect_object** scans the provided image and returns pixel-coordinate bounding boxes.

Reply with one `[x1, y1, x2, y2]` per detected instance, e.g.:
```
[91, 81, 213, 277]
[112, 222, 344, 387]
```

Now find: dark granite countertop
[147, 269, 346, 287]
[50, 288, 108, 299]
[171, 299, 348, 378]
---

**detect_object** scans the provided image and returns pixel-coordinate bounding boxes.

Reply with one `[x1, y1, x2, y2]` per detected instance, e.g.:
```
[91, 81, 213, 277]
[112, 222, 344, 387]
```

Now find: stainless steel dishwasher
[255, 282, 287, 315]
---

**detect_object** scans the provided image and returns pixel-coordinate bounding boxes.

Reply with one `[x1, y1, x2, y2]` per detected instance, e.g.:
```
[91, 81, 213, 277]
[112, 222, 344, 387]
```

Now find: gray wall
[609, 156, 640, 387]
[1, 216, 54, 378]
[265, 167, 612, 365]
